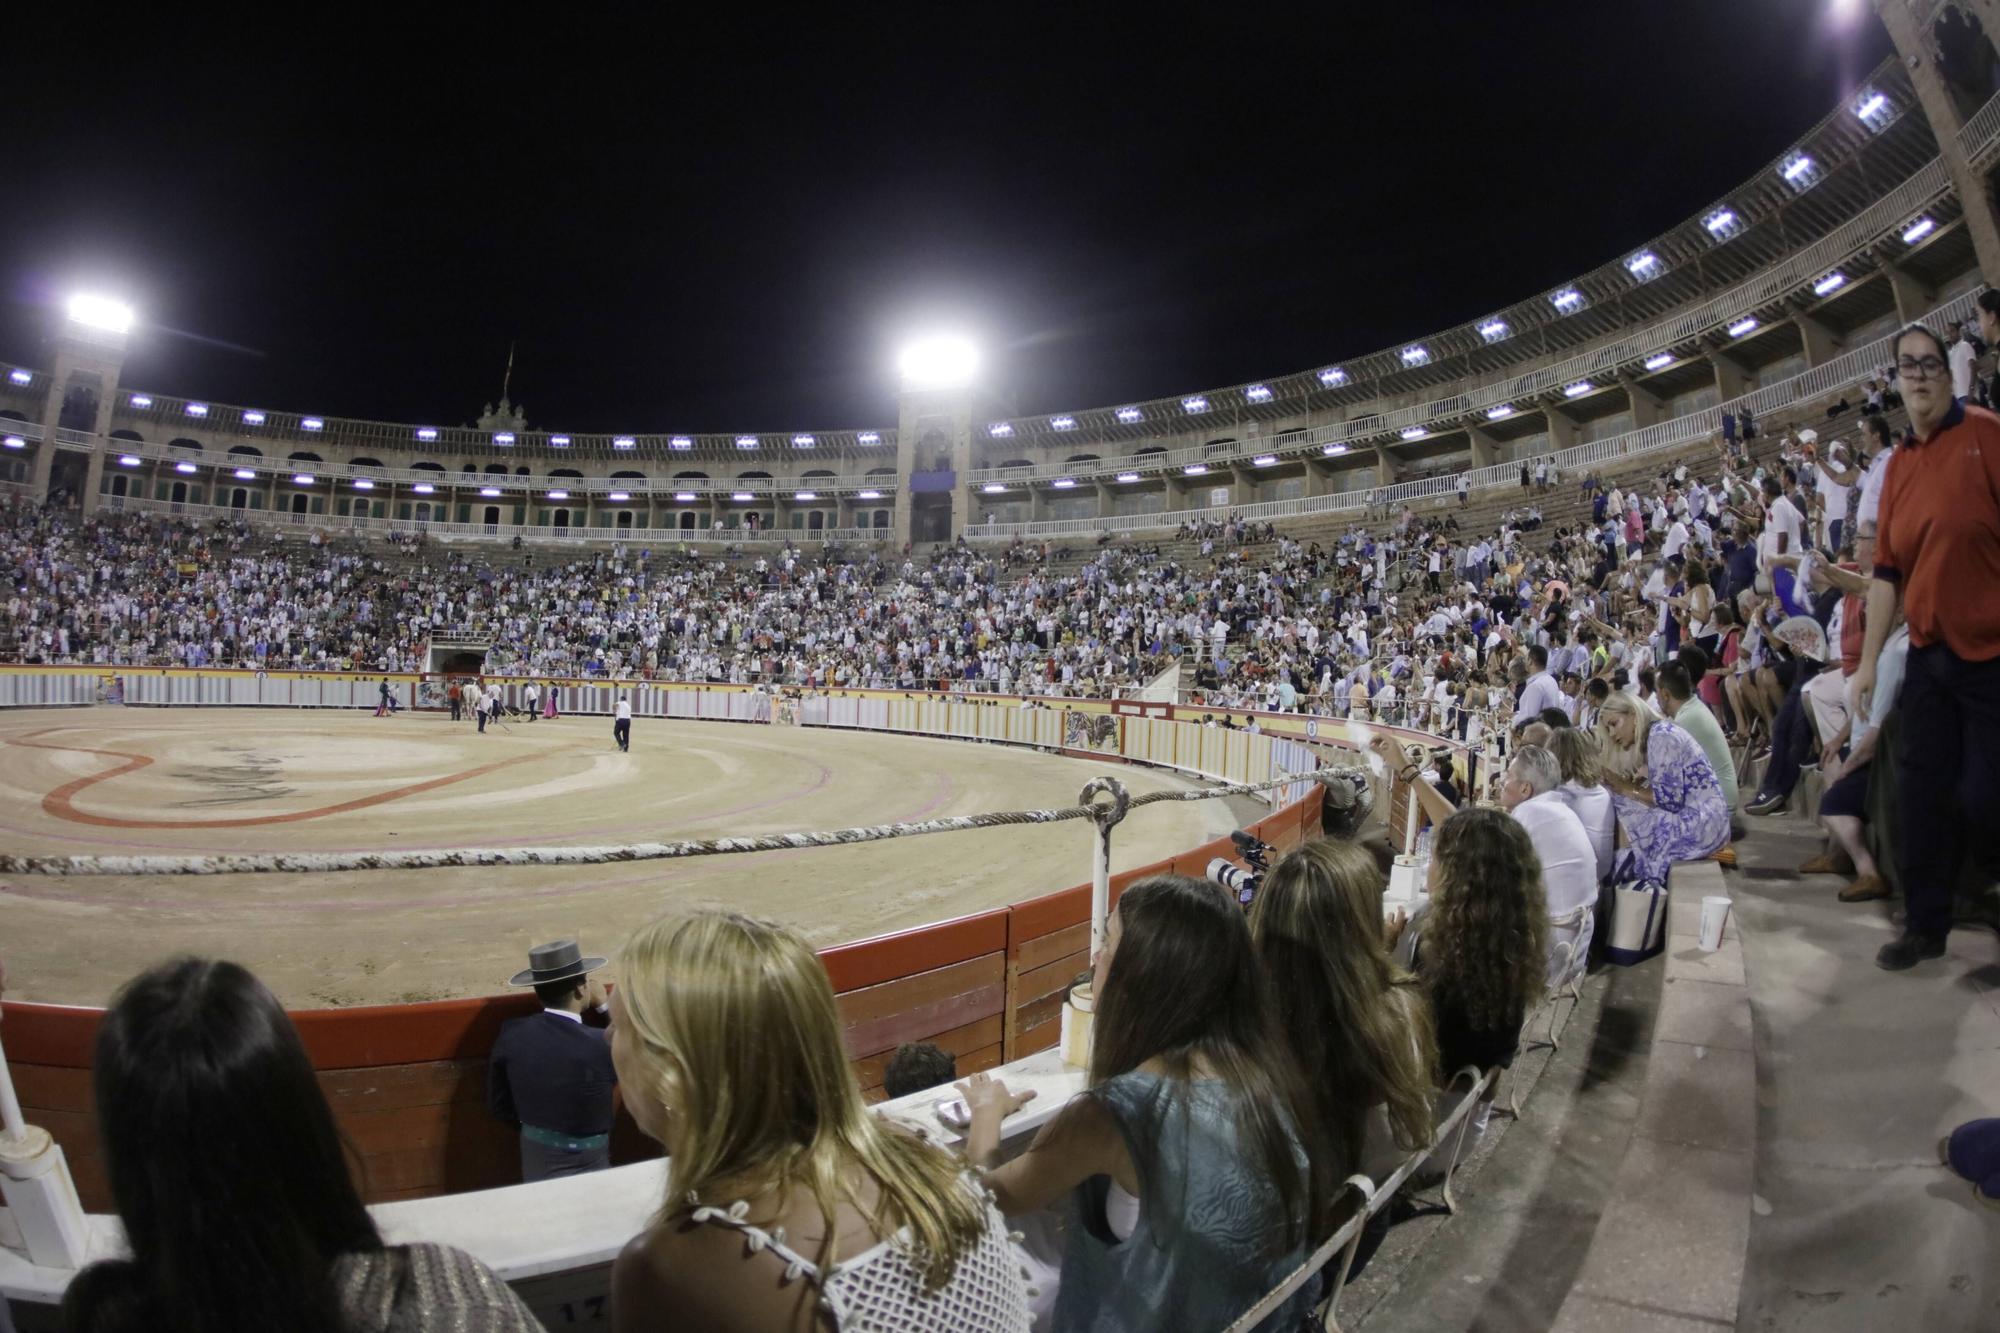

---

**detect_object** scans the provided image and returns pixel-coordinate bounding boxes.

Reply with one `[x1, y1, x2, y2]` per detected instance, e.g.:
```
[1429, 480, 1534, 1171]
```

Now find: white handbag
[1604, 853, 1668, 966]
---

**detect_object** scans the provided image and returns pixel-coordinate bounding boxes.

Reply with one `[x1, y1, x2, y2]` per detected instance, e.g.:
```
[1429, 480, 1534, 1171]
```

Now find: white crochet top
[687, 1177, 1034, 1333]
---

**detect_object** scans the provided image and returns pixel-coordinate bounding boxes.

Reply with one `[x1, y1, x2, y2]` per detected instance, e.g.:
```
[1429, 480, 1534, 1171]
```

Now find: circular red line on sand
[9, 734, 544, 829]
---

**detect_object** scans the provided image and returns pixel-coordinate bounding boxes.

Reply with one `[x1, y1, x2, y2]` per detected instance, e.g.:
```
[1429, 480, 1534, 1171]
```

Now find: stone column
[1792, 310, 1841, 368]
[1466, 426, 1500, 467]
[1881, 257, 1937, 325]
[1621, 377, 1667, 428]
[1711, 351, 1752, 402]
[1874, 0, 2000, 281]
[1543, 408, 1578, 451]
[1370, 442, 1402, 486]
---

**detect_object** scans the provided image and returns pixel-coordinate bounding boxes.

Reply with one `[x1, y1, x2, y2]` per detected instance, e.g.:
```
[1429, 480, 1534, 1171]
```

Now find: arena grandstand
[4, 20, 2000, 1333]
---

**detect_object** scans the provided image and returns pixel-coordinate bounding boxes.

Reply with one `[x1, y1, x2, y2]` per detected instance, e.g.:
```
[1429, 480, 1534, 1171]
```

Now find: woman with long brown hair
[1251, 839, 1440, 1182]
[960, 874, 1335, 1331]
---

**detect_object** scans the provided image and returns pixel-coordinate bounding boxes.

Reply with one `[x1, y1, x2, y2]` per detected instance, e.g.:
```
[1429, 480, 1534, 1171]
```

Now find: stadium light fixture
[301, 418, 324, 431]
[730, 491, 753, 501]
[3, 436, 25, 449]
[1252, 454, 1278, 466]
[1728, 317, 1759, 338]
[1854, 88, 1895, 133]
[185, 403, 209, 417]
[792, 435, 815, 447]
[982, 482, 1007, 493]
[1318, 367, 1348, 388]
[1114, 471, 1140, 482]
[175, 461, 197, 474]
[1478, 320, 1510, 343]
[857, 432, 881, 444]
[550, 435, 571, 447]
[352, 477, 374, 489]
[8, 369, 32, 386]
[1644, 352, 1676, 371]
[1779, 153, 1819, 191]
[416, 427, 438, 441]
[896, 335, 980, 389]
[1400, 346, 1430, 367]
[1487, 404, 1515, 419]
[1564, 380, 1595, 397]
[1184, 463, 1208, 475]
[988, 422, 1014, 437]
[1322, 443, 1348, 456]
[242, 411, 265, 425]
[1550, 288, 1585, 314]
[1116, 407, 1143, 423]
[1244, 385, 1273, 403]
[1812, 272, 1847, 297]
[1182, 396, 1209, 414]
[118, 455, 141, 467]
[608, 491, 630, 502]
[1703, 208, 1742, 241]
[234, 467, 255, 478]
[1400, 427, 1428, 440]
[674, 491, 697, 501]
[479, 487, 500, 497]
[614, 436, 637, 449]
[1050, 415, 1076, 429]
[292, 473, 314, 485]
[493, 433, 514, 446]
[1052, 478, 1077, 488]
[794, 491, 818, 501]
[1626, 251, 1661, 280]
[548, 489, 570, 500]
[67, 294, 134, 333]
[1902, 216, 1936, 244]
[857, 489, 882, 499]
[412, 482, 434, 493]
[670, 436, 692, 450]
[130, 394, 153, 407]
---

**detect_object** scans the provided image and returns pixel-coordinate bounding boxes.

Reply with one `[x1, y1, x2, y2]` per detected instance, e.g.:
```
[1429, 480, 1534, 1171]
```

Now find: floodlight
[1487, 405, 1514, 419]
[857, 489, 882, 499]
[1052, 478, 1077, 488]
[175, 461, 197, 474]
[479, 487, 500, 497]
[794, 490, 818, 501]
[1626, 252, 1661, 279]
[416, 428, 438, 441]
[609, 491, 630, 502]
[1902, 217, 1935, 244]
[1182, 396, 1209, 414]
[1644, 353, 1675, 371]
[988, 423, 1014, 437]
[1854, 89, 1894, 133]
[1318, 367, 1348, 387]
[242, 411, 266, 425]
[1564, 381, 1594, 397]
[1812, 272, 1846, 297]
[1184, 463, 1208, 475]
[615, 436, 637, 449]
[670, 436, 693, 449]
[301, 418, 324, 431]
[897, 335, 979, 389]
[2, 436, 24, 449]
[186, 403, 209, 417]
[493, 433, 515, 446]
[1244, 385, 1273, 403]
[735, 436, 758, 449]
[1478, 320, 1510, 343]
[1114, 472, 1140, 482]
[413, 482, 434, 493]
[1400, 346, 1430, 367]
[729, 491, 752, 501]
[1400, 427, 1427, 440]
[550, 435, 571, 447]
[1728, 318, 1759, 337]
[118, 455, 140, 467]
[1779, 153, 1817, 189]
[1704, 208, 1742, 241]
[982, 482, 1006, 493]
[1252, 455, 1277, 466]
[1116, 407, 1143, 423]
[673, 491, 696, 501]
[1550, 288, 1585, 313]
[792, 435, 815, 447]
[233, 466, 255, 478]
[292, 473, 314, 485]
[130, 394, 153, 407]
[67, 295, 133, 333]
[352, 478, 374, 489]
[548, 489, 570, 500]
[858, 432, 881, 444]
[1322, 443, 1349, 456]
[1051, 416, 1076, 429]
[7, 369, 31, 386]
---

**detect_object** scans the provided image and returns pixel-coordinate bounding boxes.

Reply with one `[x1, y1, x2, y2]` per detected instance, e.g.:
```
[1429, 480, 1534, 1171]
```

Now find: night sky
[3, 3, 1890, 435]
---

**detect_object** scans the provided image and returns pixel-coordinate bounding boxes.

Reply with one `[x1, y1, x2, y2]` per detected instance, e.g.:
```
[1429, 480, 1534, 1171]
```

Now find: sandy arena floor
[0, 708, 1245, 1008]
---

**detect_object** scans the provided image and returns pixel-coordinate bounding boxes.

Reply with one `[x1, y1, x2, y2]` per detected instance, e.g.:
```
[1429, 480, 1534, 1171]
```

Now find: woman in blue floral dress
[1595, 690, 1729, 882]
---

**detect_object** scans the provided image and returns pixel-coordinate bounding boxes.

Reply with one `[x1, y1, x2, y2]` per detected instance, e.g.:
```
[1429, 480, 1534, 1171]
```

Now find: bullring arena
[0, 696, 1248, 1008]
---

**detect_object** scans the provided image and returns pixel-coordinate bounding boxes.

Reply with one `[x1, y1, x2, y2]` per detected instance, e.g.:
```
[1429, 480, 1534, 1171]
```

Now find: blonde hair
[1546, 726, 1602, 789]
[617, 910, 985, 1288]
[1594, 689, 1652, 784]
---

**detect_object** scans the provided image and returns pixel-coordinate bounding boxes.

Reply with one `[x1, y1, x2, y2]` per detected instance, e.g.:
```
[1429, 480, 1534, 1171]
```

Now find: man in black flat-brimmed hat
[487, 939, 618, 1181]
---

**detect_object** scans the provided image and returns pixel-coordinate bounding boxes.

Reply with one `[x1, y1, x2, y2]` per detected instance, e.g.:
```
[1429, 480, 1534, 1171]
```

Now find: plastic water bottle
[1413, 827, 1434, 896]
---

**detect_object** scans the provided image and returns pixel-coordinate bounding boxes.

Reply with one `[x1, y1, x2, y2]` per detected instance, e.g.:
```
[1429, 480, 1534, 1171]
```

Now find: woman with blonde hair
[1547, 725, 1616, 886]
[1251, 839, 1440, 1183]
[1595, 688, 1729, 883]
[609, 910, 1030, 1333]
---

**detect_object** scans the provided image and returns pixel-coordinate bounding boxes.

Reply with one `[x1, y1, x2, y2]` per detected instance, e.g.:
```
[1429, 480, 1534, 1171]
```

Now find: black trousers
[1895, 643, 2000, 938]
[613, 717, 630, 750]
[450, 698, 461, 721]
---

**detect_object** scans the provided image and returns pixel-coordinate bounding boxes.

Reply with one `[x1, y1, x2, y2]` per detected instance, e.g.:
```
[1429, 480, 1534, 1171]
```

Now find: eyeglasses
[1896, 356, 1947, 379]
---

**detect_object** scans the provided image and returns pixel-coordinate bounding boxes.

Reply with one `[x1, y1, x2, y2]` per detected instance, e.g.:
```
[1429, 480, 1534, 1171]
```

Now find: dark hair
[1585, 678, 1611, 702]
[1677, 644, 1710, 679]
[1083, 875, 1335, 1251]
[534, 976, 586, 1008]
[1760, 475, 1782, 500]
[63, 959, 381, 1333]
[883, 1042, 957, 1098]
[1686, 558, 1710, 589]
[1528, 644, 1549, 670]
[1658, 661, 1696, 703]
[1540, 706, 1571, 730]
[1977, 288, 2000, 320]
[1866, 414, 1894, 450]
[1895, 323, 1950, 367]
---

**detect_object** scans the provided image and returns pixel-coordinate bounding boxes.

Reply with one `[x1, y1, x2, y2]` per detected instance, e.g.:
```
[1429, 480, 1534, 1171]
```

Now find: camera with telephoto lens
[1207, 829, 1273, 908]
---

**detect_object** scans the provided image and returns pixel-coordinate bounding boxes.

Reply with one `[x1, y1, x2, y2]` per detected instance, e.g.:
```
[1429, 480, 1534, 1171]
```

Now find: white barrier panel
[0, 673, 102, 708]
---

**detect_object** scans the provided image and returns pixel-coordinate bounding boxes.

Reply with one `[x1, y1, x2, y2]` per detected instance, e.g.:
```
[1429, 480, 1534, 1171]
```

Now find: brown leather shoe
[1800, 850, 1854, 876]
[1838, 874, 1890, 902]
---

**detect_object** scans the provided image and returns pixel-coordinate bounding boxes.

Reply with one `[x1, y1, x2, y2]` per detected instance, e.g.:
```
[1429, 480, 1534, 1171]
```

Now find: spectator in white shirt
[1950, 322, 1977, 401]
[1517, 644, 1563, 719]
[1498, 746, 1600, 984]
[1545, 727, 1616, 885]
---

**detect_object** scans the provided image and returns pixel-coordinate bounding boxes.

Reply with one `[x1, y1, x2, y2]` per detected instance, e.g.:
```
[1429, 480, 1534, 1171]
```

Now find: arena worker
[613, 694, 633, 751]
[1854, 322, 2000, 971]
[487, 939, 618, 1181]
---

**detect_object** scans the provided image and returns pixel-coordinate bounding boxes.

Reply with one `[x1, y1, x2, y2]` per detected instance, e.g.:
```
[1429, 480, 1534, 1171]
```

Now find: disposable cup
[1698, 895, 1731, 952]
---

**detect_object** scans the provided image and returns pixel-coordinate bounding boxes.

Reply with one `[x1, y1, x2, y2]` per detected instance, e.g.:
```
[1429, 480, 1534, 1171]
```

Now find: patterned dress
[1611, 721, 1730, 883]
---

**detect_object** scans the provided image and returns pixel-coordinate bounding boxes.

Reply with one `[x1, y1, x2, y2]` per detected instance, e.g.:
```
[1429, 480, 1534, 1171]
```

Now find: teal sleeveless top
[1051, 1071, 1315, 1333]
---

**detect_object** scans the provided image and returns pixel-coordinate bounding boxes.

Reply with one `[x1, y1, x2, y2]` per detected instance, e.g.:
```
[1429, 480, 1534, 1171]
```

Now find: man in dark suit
[487, 939, 618, 1181]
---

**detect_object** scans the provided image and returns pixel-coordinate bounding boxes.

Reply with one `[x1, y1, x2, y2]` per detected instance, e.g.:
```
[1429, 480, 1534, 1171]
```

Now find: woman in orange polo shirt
[1853, 323, 2000, 971]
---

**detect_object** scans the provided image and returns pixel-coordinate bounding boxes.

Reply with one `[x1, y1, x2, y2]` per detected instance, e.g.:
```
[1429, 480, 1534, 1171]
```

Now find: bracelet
[1399, 763, 1421, 782]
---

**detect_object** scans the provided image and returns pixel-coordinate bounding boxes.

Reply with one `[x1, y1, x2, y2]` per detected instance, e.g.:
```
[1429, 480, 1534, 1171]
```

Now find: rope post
[0, 1031, 93, 1270]
[1079, 776, 1131, 964]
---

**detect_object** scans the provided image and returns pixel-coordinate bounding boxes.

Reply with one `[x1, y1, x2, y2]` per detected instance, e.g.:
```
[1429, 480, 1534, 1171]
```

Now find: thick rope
[0, 770, 1351, 878]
